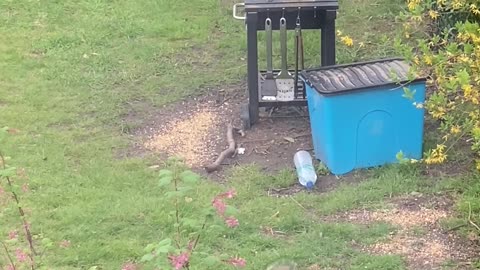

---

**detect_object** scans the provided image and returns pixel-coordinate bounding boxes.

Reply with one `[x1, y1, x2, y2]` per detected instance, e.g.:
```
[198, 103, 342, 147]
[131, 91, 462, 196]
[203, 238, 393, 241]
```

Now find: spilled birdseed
[144, 108, 219, 167]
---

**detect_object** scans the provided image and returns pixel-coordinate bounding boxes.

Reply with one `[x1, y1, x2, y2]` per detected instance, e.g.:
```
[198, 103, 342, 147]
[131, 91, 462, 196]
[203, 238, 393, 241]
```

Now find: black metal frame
[244, 1, 338, 128]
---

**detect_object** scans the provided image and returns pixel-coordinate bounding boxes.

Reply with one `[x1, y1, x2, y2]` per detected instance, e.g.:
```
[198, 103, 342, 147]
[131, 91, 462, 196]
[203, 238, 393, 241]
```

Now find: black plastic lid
[301, 58, 426, 96]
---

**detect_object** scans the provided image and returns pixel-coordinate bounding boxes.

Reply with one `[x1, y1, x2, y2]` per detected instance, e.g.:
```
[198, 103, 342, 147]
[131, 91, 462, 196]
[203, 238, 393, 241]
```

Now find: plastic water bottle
[294, 150, 317, 190]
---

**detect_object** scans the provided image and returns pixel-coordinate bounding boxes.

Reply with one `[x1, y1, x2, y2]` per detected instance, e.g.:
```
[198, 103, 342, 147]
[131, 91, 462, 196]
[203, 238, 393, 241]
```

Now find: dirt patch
[325, 195, 479, 269]
[127, 84, 323, 178]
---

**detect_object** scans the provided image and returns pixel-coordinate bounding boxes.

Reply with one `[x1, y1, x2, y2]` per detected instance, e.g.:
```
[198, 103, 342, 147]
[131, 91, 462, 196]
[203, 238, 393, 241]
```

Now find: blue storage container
[301, 58, 427, 175]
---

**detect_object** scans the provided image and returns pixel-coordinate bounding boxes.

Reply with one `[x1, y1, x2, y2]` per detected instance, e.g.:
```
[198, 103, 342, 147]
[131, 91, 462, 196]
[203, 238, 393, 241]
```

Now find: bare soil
[126, 83, 360, 187]
[324, 195, 480, 270]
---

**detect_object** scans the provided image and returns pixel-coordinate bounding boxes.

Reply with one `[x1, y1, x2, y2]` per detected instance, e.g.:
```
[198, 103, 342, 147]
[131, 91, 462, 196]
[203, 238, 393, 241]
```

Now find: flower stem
[0, 151, 37, 256]
[1, 240, 16, 270]
[173, 164, 181, 249]
[192, 216, 207, 251]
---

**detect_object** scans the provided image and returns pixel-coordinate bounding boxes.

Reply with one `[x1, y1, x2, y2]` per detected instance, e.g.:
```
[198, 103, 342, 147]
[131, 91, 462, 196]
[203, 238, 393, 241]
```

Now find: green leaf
[0, 167, 16, 177]
[141, 253, 155, 262]
[157, 238, 172, 247]
[41, 238, 53, 248]
[455, 69, 470, 86]
[402, 87, 416, 101]
[396, 151, 404, 161]
[179, 170, 200, 184]
[144, 243, 156, 253]
[159, 175, 173, 187]
[158, 169, 173, 179]
[155, 245, 172, 254]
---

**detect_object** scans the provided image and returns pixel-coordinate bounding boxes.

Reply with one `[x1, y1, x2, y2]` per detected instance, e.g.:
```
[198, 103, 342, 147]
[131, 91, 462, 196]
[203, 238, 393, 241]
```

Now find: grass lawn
[1, 0, 479, 269]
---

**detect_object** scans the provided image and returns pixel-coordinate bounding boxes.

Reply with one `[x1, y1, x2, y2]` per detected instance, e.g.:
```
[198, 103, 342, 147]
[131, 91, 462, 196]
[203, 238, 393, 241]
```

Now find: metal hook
[296, 7, 301, 25]
[314, 6, 317, 18]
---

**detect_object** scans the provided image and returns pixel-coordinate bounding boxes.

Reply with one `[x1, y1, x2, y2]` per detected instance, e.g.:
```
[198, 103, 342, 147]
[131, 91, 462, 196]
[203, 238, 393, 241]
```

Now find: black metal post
[246, 12, 259, 127]
[321, 10, 336, 66]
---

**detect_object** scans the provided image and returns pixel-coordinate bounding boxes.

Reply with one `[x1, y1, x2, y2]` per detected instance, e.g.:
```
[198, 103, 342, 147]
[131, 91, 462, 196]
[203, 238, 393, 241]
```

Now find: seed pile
[324, 198, 478, 269]
[144, 108, 219, 167]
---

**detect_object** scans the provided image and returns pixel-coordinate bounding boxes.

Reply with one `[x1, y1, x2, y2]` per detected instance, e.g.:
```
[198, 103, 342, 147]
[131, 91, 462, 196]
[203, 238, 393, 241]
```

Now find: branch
[0, 152, 37, 256]
[204, 123, 236, 173]
[1, 241, 16, 270]
[468, 202, 480, 232]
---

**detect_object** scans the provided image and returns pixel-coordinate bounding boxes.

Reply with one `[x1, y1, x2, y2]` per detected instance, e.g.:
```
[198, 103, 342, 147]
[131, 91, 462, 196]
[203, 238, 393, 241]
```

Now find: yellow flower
[470, 4, 480, 15]
[408, 0, 420, 11]
[431, 107, 446, 119]
[458, 54, 470, 63]
[340, 36, 354, 47]
[452, 0, 463, 10]
[413, 56, 420, 65]
[425, 144, 448, 164]
[463, 84, 473, 97]
[450, 125, 461, 134]
[476, 160, 480, 172]
[424, 55, 433, 65]
[429, 10, 439, 19]
[336, 30, 343, 37]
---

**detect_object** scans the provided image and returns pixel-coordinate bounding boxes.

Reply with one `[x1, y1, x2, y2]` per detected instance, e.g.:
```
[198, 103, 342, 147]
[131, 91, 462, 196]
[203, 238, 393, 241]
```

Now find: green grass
[0, 0, 478, 269]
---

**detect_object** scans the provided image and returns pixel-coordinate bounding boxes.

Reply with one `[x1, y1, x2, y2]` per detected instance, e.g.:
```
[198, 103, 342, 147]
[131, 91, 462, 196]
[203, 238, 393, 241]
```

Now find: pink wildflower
[22, 183, 29, 193]
[0, 186, 4, 195]
[227, 257, 246, 267]
[15, 248, 27, 262]
[212, 197, 226, 216]
[8, 230, 18, 240]
[59, 240, 71, 248]
[7, 264, 14, 270]
[168, 252, 190, 270]
[225, 216, 239, 228]
[121, 262, 139, 270]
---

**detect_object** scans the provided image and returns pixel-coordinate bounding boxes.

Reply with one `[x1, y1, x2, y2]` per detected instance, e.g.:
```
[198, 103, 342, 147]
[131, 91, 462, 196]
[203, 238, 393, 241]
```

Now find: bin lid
[301, 58, 426, 95]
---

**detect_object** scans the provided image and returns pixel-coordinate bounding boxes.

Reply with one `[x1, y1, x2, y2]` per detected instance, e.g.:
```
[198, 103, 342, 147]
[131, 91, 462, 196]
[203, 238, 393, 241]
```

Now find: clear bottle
[293, 150, 317, 189]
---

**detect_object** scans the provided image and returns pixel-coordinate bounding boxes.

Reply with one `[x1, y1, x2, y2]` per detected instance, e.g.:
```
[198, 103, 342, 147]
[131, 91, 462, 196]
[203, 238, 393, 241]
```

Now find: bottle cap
[306, 181, 314, 189]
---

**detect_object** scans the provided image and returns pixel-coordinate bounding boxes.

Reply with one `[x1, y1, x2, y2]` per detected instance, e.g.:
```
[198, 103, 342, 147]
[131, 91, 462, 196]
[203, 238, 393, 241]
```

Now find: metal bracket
[233, 3, 246, 20]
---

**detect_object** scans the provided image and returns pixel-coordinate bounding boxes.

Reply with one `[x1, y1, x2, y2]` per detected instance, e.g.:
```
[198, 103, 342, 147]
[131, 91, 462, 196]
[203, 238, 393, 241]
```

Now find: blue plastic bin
[302, 58, 426, 175]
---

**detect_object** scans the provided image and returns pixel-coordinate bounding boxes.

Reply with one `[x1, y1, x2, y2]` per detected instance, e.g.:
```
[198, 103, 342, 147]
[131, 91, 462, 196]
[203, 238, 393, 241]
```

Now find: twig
[1, 240, 16, 270]
[0, 152, 37, 256]
[468, 202, 480, 232]
[205, 123, 236, 173]
[192, 217, 207, 251]
[446, 223, 467, 232]
[289, 196, 306, 210]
